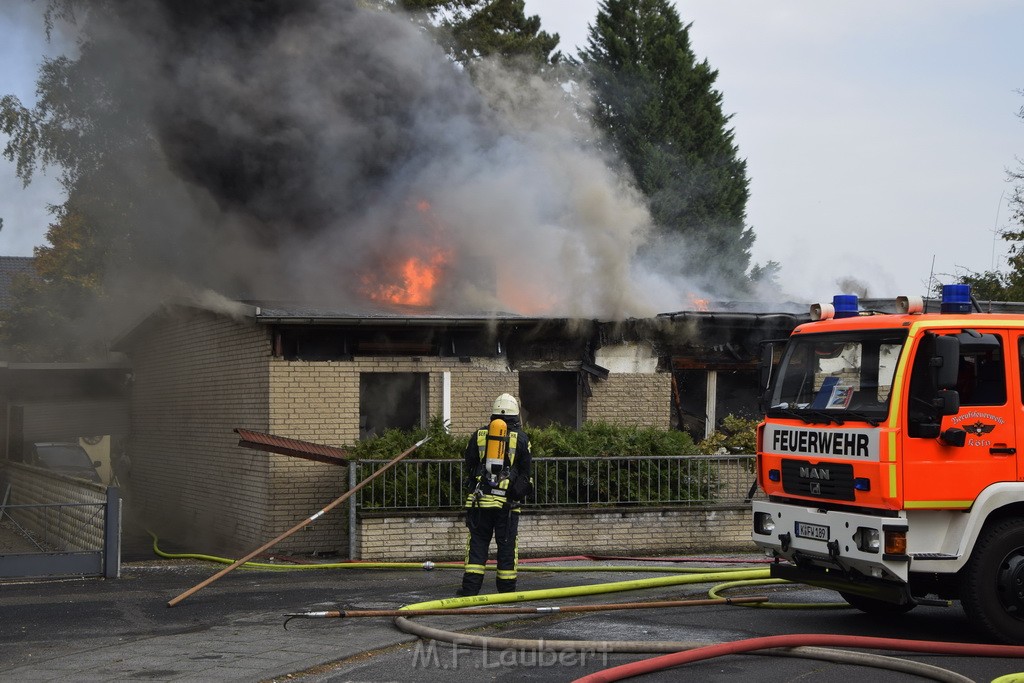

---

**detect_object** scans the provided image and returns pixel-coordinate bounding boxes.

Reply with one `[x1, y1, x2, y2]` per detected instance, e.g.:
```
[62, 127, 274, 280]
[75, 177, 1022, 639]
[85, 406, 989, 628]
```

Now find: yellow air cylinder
[485, 418, 508, 476]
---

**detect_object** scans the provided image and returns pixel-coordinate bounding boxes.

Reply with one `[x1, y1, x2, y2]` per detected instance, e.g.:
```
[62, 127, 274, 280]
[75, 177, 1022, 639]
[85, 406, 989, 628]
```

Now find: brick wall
[124, 310, 675, 557]
[357, 506, 754, 562]
[587, 373, 671, 428]
[128, 309, 273, 555]
[269, 358, 519, 445]
[439, 363, 519, 436]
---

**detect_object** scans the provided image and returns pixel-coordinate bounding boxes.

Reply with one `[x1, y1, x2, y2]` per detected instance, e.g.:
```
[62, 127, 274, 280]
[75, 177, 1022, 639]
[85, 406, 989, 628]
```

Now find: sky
[0, 1, 1022, 303]
[0, 3, 66, 258]
[525, 0, 1024, 300]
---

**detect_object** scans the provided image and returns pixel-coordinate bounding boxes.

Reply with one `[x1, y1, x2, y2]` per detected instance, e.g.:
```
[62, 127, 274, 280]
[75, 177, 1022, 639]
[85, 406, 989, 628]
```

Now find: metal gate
[0, 484, 121, 579]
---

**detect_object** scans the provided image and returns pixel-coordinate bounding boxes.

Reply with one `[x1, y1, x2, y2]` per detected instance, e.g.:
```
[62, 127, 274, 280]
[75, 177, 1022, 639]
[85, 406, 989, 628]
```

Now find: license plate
[795, 522, 829, 541]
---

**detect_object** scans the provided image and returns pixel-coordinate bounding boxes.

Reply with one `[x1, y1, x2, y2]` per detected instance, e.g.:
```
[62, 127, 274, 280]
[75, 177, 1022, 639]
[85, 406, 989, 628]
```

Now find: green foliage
[446, 0, 561, 66]
[349, 416, 466, 509]
[349, 418, 704, 460]
[0, 204, 113, 361]
[950, 269, 1024, 302]
[953, 91, 1024, 301]
[353, 419, 741, 510]
[579, 0, 754, 296]
[345, 415, 465, 460]
[749, 260, 782, 291]
[527, 421, 697, 458]
[1, 5, 175, 360]
[694, 414, 758, 455]
[390, 1, 560, 66]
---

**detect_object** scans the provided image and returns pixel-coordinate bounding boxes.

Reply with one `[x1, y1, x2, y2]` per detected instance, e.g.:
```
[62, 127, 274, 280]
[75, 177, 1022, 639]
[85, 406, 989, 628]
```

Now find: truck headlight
[754, 511, 776, 535]
[853, 527, 880, 553]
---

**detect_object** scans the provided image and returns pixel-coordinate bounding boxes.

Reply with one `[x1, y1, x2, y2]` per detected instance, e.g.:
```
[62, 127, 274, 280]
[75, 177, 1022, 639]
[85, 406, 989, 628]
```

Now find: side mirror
[759, 343, 774, 391]
[933, 389, 960, 416]
[939, 427, 967, 447]
[758, 342, 775, 414]
[932, 335, 960, 390]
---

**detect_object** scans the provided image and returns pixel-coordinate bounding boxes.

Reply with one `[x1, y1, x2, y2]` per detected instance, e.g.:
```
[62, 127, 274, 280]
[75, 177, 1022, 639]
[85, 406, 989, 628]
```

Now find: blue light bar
[854, 477, 871, 491]
[940, 284, 972, 314]
[832, 294, 859, 318]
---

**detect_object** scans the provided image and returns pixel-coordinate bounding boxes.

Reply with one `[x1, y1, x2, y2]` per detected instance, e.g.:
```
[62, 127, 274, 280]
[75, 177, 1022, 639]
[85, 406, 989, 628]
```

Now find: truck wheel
[839, 591, 916, 615]
[961, 517, 1024, 644]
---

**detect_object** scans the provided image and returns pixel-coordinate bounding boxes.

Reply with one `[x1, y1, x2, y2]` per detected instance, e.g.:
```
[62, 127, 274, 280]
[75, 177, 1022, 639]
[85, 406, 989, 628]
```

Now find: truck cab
[752, 286, 1024, 643]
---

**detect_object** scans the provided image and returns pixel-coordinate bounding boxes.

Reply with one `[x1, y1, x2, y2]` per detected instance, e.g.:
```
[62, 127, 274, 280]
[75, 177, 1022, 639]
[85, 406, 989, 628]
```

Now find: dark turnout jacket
[463, 415, 532, 508]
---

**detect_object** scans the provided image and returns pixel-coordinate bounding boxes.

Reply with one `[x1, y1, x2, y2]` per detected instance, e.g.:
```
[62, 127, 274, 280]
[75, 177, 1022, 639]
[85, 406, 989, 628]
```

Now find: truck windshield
[767, 330, 908, 424]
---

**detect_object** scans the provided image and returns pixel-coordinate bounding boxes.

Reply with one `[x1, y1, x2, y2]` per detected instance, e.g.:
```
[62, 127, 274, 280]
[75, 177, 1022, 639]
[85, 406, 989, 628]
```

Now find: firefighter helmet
[492, 393, 519, 416]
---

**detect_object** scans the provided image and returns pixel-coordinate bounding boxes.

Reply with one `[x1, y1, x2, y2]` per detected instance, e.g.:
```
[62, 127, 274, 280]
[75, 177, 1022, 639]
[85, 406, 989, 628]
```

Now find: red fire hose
[572, 633, 1024, 683]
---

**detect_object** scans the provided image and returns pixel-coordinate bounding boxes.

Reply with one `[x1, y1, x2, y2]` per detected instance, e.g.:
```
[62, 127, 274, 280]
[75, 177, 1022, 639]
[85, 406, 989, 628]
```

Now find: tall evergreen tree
[580, 0, 753, 294]
[398, 0, 560, 66]
[955, 91, 1024, 301]
[447, 0, 560, 65]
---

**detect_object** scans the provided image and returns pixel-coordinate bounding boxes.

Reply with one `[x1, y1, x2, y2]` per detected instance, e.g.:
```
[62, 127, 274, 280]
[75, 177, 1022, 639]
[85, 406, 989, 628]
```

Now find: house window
[519, 371, 580, 428]
[714, 370, 761, 424]
[359, 373, 427, 439]
[673, 369, 759, 442]
[673, 370, 708, 441]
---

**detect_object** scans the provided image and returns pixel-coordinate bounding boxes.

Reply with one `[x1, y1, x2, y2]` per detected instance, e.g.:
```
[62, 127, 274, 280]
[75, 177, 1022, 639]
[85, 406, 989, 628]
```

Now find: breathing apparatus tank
[484, 418, 509, 481]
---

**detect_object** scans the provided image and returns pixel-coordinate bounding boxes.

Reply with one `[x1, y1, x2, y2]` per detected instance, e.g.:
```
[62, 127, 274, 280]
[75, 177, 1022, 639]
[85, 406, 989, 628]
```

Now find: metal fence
[353, 454, 756, 511]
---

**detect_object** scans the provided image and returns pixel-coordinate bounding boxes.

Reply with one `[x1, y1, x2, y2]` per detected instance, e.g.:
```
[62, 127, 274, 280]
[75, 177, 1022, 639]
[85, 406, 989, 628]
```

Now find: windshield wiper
[770, 404, 828, 425]
[843, 410, 882, 427]
[808, 411, 845, 426]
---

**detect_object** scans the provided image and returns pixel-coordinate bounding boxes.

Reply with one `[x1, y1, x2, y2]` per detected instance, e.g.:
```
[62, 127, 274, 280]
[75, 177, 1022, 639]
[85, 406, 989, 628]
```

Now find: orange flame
[688, 294, 710, 312]
[363, 248, 451, 307]
[360, 200, 452, 307]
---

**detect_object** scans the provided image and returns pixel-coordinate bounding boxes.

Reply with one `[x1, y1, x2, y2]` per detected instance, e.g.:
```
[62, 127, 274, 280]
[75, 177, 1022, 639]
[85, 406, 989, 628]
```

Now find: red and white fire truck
[752, 285, 1024, 643]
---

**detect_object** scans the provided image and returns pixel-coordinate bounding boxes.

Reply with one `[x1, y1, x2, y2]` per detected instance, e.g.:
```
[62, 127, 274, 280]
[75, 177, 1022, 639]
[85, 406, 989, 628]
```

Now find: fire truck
[752, 285, 1024, 643]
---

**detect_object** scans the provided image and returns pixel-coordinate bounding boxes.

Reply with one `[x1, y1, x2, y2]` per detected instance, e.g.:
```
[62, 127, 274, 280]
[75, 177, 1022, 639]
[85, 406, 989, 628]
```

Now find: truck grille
[781, 459, 855, 501]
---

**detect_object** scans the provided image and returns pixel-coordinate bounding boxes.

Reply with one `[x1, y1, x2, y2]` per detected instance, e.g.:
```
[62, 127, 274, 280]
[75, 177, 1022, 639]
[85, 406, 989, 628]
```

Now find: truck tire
[960, 517, 1024, 644]
[839, 591, 916, 615]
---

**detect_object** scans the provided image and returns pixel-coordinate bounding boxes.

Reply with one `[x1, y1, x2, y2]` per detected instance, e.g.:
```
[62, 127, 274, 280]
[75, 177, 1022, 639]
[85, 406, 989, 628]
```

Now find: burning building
[105, 292, 805, 557]
[0, 2, 811, 558]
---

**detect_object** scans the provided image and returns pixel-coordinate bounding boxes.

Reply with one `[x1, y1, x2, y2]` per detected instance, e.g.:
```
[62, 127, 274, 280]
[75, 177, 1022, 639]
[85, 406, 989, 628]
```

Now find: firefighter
[457, 393, 533, 596]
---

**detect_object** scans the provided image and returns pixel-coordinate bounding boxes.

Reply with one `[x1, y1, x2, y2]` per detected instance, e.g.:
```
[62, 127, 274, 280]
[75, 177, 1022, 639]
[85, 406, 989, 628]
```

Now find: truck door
[1012, 331, 1024, 483]
[903, 329, 1017, 507]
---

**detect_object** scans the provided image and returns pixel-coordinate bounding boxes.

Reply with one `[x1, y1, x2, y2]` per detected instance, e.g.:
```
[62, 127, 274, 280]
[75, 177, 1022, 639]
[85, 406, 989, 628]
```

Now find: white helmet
[492, 393, 519, 416]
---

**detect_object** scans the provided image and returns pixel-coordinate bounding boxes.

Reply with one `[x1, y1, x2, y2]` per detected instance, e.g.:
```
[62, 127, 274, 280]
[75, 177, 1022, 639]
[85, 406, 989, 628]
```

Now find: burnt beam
[234, 428, 349, 466]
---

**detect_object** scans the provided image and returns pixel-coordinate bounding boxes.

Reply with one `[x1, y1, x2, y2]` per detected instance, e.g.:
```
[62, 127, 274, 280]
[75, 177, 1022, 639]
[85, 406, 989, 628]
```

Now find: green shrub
[527, 422, 698, 458]
[694, 414, 759, 455]
[345, 416, 464, 460]
[349, 419, 748, 509]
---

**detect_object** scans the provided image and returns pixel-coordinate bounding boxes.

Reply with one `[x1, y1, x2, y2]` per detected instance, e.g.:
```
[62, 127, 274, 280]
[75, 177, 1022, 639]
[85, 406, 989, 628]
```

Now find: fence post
[348, 462, 358, 560]
[103, 486, 121, 579]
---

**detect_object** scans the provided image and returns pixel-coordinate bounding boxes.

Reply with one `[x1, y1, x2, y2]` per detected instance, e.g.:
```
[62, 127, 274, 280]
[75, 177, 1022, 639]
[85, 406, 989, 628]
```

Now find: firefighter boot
[456, 573, 483, 597]
[496, 578, 517, 593]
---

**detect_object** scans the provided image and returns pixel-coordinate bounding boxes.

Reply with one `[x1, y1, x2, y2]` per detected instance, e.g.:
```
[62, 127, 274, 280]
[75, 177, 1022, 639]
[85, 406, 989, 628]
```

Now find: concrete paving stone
[3, 672, 68, 683]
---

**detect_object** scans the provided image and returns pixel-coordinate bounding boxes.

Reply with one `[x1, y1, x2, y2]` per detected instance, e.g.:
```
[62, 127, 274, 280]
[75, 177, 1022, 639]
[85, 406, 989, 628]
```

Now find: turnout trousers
[458, 507, 519, 595]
